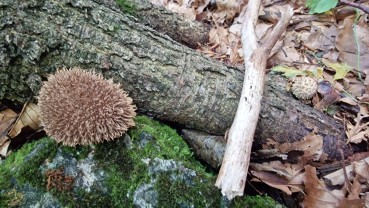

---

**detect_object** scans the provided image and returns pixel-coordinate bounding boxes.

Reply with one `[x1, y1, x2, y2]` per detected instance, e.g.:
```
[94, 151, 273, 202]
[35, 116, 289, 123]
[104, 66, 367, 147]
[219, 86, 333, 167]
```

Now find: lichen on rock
[0, 116, 280, 207]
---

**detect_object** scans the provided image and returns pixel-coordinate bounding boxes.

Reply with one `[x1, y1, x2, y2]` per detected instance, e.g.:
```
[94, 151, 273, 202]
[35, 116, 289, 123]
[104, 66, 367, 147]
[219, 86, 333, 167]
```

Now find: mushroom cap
[38, 67, 136, 146]
[291, 76, 318, 100]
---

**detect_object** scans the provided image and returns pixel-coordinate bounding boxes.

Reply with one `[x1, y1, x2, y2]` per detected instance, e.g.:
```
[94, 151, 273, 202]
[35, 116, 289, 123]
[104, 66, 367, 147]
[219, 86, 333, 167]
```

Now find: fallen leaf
[315, 80, 341, 110]
[346, 105, 369, 143]
[323, 157, 369, 186]
[347, 176, 362, 200]
[279, 132, 323, 162]
[0, 109, 17, 157]
[339, 97, 358, 106]
[250, 167, 304, 195]
[352, 158, 369, 180]
[272, 65, 307, 78]
[8, 103, 41, 138]
[336, 17, 369, 74]
[322, 59, 352, 80]
[0, 140, 11, 157]
[303, 165, 344, 208]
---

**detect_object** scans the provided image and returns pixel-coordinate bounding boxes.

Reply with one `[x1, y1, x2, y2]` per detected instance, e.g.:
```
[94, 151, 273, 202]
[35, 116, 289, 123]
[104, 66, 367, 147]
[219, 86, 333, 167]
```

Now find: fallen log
[181, 74, 352, 167]
[0, 0, 349, 160]
[132, 0, 210, 48]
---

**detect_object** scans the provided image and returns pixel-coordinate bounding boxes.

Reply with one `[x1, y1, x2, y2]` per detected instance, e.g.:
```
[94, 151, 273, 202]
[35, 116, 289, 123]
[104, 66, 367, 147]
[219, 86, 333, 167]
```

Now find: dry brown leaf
[166, 2, 197, 20]
[339, 198, 365, 208]
[323, 164, 354, 187]
[323, 157, 369, 186]
[8, 103, 41, 138]
[268, 46, 303, 67]
[346, 105, 369, 143]
[343, 77, 365, 98]
[279, 132, 323, 162]
[250, 161, 306, 195]
[324, 172, 367, 208]
[336, 17, 369, 74]
[315, 80, 341, 110]
[304, 23, 337, 52]
[347, 176, 362, 200]
[0, 109, 17, 143]
[251, 170, 303, 195]
[252, 161, 304, 181]
[340, 97, 358, 106]
[352, 158, 369, 180]
[0, 109, 17, 157]
[303, 165, 344, 208]
[0, 140, 10, 157]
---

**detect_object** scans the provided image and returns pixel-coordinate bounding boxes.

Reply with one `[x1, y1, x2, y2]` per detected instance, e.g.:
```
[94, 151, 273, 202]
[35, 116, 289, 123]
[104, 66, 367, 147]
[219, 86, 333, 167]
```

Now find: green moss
[0, 188, 24, 208]
[0, 117, 283, 208]
[0, 138, 57, 189]
[233, 195, 283, 208]
[156, 170, 221, 207]
[115, 0, 136, 16]
[50, 188, 112, 208]
[0, 137, 58, 206]
[129, 116, 192, 161]
[59, 145, 92, 160]
[94, 137, 139, 207]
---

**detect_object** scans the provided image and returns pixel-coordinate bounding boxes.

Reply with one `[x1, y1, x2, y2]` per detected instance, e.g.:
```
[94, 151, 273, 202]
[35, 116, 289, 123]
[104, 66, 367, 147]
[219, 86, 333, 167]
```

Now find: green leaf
[322, 59, 352, 80]
[306, 67, 324, 79]
[271, 65, 307, 78]
[306, 0, 338, 14]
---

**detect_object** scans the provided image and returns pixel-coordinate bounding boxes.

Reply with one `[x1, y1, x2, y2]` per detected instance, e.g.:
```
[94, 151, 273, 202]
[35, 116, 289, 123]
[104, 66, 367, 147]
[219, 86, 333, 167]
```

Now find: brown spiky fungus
[38, 67, 136, 146]
[291, 76, 318, 100]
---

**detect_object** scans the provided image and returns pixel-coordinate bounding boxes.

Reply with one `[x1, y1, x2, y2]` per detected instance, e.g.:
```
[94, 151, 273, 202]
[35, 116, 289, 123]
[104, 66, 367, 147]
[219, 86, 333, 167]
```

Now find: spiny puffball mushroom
[291, 76, 318, 100]
[38, 67, 136, 146]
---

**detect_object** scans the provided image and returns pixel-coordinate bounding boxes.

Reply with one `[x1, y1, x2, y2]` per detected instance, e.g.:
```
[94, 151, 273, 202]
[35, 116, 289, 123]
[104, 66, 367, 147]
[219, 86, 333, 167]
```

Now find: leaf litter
[146, 0, 369, 206]
[0, 102, 43, 157]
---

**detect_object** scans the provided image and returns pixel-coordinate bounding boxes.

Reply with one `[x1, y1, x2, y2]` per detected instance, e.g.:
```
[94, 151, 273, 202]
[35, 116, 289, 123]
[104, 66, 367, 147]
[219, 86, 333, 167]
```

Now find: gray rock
[133, 183, 158, 208]
[18, 184, 61, 208]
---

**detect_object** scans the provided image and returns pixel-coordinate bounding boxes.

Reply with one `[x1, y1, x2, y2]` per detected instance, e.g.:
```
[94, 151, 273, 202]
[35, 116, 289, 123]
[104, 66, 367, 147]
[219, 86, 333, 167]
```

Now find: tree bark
[0, 0, 240, 135]
[0, 0, 349, 160]
[132, 0, 210, 48]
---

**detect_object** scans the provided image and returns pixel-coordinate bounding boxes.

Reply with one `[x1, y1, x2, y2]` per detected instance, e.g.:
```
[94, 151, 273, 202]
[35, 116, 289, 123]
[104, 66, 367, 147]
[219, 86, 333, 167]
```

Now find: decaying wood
[215, 1, 294, 199]
[181, 129, 226, 169]
[0, 0, 349, 163]
[181, 75, 353, 169]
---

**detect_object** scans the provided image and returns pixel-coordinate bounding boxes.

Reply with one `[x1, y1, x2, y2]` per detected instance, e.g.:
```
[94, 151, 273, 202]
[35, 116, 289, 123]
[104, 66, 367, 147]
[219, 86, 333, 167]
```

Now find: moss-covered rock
[0, 116, 282, 207]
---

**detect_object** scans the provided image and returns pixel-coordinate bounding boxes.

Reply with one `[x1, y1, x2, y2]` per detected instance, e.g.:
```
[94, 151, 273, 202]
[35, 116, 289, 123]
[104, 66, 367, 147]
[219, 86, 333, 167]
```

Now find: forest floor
[1, 0, 369, 207]
[149, 0, 369, 207]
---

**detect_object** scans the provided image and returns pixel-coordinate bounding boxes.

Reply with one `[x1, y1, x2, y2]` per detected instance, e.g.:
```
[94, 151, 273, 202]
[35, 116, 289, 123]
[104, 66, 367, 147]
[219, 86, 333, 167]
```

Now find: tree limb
[215, 1, 293, 200]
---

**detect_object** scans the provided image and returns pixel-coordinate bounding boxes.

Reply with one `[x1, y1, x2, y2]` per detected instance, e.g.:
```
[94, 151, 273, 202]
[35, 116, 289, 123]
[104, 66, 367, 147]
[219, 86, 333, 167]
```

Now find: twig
[353, 9, 363, 82]
[340, 0, 369, 14]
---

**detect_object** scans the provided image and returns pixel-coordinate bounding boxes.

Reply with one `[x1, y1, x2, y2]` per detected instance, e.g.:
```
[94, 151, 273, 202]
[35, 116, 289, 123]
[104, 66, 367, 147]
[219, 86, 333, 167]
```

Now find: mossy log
[0, 0, 349, 156]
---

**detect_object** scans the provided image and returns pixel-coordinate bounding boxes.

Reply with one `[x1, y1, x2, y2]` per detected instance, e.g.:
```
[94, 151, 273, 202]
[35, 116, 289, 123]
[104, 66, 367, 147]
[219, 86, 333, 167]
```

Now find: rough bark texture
[132, 0, 210, 48]
[0, 0, 240, 134]
[0, 0, 349, 159]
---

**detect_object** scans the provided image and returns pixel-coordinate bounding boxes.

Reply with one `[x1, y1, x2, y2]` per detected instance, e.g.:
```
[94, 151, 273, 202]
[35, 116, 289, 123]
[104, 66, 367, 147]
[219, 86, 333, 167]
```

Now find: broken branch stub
[215, 1, 294, 200]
